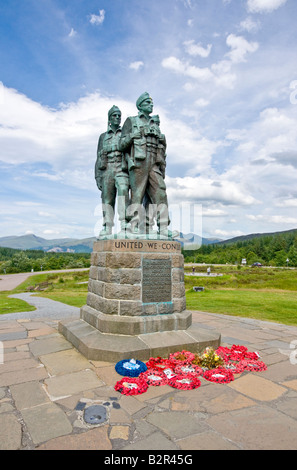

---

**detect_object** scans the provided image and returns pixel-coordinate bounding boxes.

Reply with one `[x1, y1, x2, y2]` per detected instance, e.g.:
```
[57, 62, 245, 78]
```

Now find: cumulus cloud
[183, 40, 212, 58]
[161, 56, 213, 81]
[239, 16, 261, 32]
[162, 34, 258, 91]
[247, 0, 287, 13]
[89, 9, 105, 25]
[166, 175, 257, 206]
[129, 61, 144, 71]
[225, 34, 259, 63]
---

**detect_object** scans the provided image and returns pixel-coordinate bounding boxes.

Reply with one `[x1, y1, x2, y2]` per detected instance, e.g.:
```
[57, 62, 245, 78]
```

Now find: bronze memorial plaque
[142, 258, 172, 303]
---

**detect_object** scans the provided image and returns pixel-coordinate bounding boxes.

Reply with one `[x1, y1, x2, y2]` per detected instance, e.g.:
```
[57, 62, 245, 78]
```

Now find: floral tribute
[145, 357, 175, 370]
[239, 359, 267, 372]
[140, 368, 168, 386]
[174, 363, 203, 377]
[200, 347, 225, 369]
[203, 367, 234, 384]
[169, 350, 196, 364]
[167, 374, 201, 390]
[115, 359, 147, 377]
[114, 376, 149, 396]
[114, 344, 267, 395]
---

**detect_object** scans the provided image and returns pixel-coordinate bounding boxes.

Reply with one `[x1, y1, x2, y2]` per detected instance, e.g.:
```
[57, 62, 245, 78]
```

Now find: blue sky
[1, 0, 297, 240]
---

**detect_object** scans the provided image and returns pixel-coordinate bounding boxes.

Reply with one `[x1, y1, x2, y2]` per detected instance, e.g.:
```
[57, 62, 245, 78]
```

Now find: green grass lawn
[0, 292, 36, 315]
[185, 287, 297, 326]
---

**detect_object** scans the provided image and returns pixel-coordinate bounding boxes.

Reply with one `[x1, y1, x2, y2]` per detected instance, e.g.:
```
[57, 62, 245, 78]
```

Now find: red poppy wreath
[168, 374, 201, 390]
[146, 357, 175, 371]
[203, 367, 234, 384]
[169, 350, 196, 364]
[140, 368, 168, 386]
[239, 359, 267, 372]
[174, 363, 203, 377]
[114, 376, 148, 396]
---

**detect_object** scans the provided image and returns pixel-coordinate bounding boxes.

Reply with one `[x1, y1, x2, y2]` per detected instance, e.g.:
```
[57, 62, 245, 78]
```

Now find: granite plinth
[59, 239, 221, 361]
[59, 318, 221, 362]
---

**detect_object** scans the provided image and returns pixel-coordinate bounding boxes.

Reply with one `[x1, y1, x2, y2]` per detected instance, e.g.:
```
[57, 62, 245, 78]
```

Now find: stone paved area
[0, 300, 297, 450]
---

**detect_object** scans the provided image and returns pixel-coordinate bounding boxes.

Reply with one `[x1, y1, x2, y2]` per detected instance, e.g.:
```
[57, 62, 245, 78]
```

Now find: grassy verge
[0, 292, 36, 315]
[0, 271, 89, 314]
[185, 288, 297, 326]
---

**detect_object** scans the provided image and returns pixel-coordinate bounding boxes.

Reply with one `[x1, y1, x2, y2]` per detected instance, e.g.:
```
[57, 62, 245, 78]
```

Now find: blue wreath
[115, 359, 147, 377]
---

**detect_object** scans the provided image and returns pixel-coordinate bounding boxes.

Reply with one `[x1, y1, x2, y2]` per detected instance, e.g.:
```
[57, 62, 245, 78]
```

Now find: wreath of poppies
[168, 374, 201, 390]
[114, 376, 149, 395]
[174, 363, 203, 377]
[203, 367, 234, 384]
[140, 368, 168, 386]
[169, 350, 196, 364]
[115, 359, 147, 377]
[224, 361, 245, 374]
[146, 357, 175, 370]
[215, 346, 232, 362]
[239, 359, 267, 372]
[216, 345, 261, 362]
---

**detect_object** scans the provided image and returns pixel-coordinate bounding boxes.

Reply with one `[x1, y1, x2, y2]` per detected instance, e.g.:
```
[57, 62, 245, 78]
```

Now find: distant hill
[216, 228, 297, 245]
[0, 232, 222, 253]
[0, 234, 95, 253]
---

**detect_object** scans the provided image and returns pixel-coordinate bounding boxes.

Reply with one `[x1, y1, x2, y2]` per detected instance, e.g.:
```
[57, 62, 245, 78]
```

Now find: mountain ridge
[0, 233, 222, 253]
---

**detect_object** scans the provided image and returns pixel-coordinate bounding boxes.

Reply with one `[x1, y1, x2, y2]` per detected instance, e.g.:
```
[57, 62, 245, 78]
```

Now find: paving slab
[10, 381, 51, 410]
[146, 411, 209, 440]
[0, 413, 22, 450]
[36, 426, 112, 450]
[29, 336, 73, 357]
[0, 365, 48, 387]
[206, 405, 297, 450]
[21, 402, 73, 445]
[228, 374, 287, 401]
[122, 431, 179, 450]
[171, 383, 256, 413]
[44, 369, 104, 400]
[176, 431, 240, 450]
[39, 349, 91, 376]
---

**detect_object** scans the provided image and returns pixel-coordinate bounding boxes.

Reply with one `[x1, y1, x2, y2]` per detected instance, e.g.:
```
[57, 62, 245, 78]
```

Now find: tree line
[183, 231, 297, 267]
[0, 247, 90, 274]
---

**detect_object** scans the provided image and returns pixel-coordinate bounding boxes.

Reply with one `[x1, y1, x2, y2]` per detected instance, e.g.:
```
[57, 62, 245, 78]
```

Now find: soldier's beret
[108, 105, 121, 119]
[136, 92, 152, 109]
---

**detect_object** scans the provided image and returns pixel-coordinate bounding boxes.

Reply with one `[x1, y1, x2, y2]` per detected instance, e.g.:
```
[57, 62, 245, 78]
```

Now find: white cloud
[247, 214, 297, 225]
[225, 34, 259, 63]
[239, 16, 261, 32]
[183, 40, 212, 58]
[195, 98, 210, 107]
[247, 0, 287, 13]
[129, 61, 144, 71]
[162, 56, 213, 81]
[89, 9, 105, 25]
[166, 175, 257, 206]
[69, 28, 77, 37]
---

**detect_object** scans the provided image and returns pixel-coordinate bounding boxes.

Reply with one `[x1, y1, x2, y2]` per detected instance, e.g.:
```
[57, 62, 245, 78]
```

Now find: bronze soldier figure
[120, 92, 175, 238]
[95, 106, 130, 238]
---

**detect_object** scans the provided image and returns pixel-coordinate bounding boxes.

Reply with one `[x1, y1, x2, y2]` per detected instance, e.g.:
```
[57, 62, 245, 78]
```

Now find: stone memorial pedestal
[59, 239, 220, 362]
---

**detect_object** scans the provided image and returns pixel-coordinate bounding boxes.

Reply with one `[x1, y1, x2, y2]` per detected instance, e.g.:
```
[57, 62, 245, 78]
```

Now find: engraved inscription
[142, 259, 172, 303]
